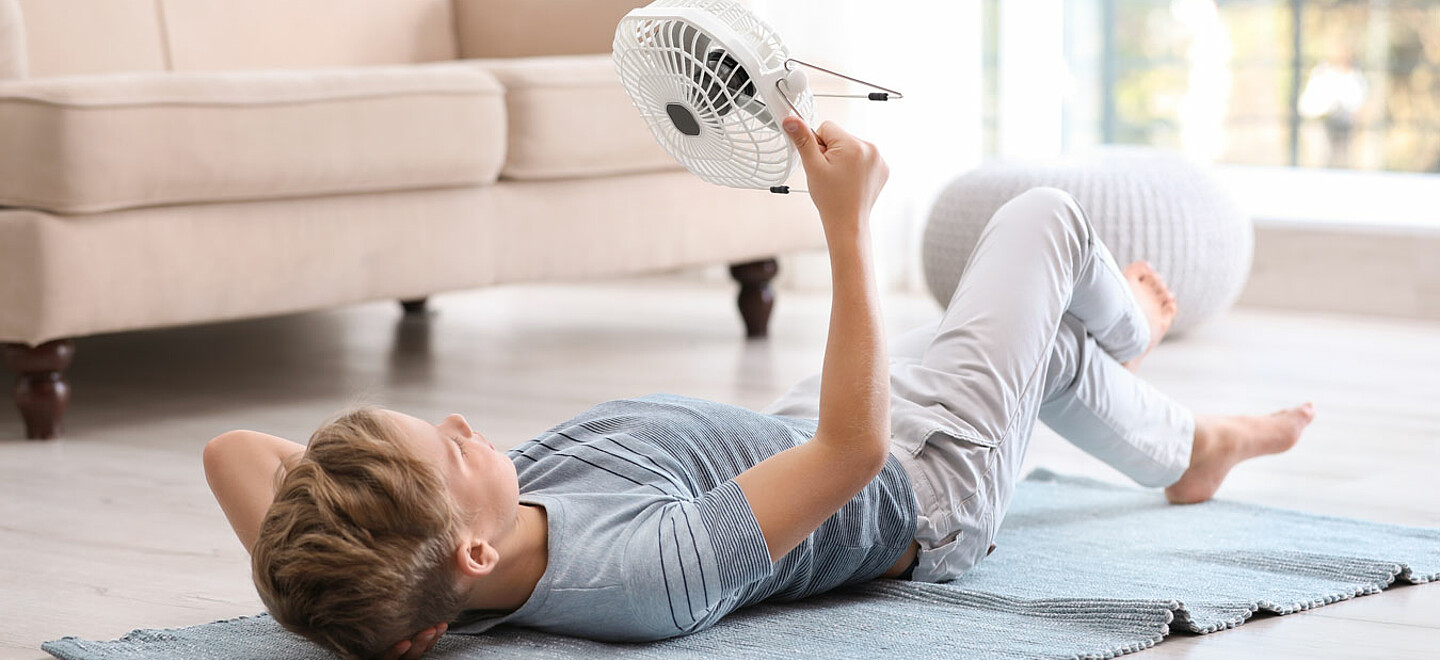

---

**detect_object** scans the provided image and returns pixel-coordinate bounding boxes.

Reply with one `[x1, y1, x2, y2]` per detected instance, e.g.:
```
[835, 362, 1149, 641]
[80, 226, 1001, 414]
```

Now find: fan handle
[774, 58, 905, 137]
[770, 60, 904, 195]
[781, 58, 905, 101]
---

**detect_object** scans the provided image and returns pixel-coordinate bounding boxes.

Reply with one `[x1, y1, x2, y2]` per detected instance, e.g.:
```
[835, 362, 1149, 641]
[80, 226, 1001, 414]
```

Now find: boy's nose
[443, 413, 472, 436]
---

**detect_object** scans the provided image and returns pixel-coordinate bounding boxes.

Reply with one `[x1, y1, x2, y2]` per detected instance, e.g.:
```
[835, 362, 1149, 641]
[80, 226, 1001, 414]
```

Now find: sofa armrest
[0, 0, 27, 79]
[454, 0, 651, 59]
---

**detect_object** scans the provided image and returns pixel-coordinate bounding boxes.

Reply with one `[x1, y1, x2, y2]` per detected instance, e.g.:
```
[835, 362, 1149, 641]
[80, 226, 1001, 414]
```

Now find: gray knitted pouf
[922, 149, 1252, 335]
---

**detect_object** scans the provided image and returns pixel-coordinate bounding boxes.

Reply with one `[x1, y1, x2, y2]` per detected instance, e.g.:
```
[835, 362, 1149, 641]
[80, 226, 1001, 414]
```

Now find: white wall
[751, 0, 985, 294]
[997, 0, 1066, 160]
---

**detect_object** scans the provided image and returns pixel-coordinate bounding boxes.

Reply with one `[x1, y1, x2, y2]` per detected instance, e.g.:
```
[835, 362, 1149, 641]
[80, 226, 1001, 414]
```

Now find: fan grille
[613, 0, 815, 190]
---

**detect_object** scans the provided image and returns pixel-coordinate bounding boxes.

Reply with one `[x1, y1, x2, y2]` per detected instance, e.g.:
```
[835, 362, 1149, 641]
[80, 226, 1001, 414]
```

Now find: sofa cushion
[0, 170, 824, 345]
[478, 55, 680, 181]
[0, 62, 506, 214]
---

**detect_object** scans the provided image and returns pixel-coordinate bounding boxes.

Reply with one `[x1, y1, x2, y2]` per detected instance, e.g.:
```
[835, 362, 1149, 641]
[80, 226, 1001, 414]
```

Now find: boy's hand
[782, 116, 889, 234]
[376, 622, 446, 660]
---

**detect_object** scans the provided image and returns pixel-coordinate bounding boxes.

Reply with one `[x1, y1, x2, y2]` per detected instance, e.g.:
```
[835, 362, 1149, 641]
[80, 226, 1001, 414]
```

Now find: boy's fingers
[814, 120, 851, 149]
[409, 623, 444, 659]
[401, 636, 426, 660]
[382, 640, 409, 660]
[425, 623, 446, 654]
[781, 116, 822, 166]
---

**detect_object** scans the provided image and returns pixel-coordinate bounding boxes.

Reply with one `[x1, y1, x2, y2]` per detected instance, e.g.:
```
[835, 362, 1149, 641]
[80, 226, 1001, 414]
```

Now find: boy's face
[383, 410, 520, 540]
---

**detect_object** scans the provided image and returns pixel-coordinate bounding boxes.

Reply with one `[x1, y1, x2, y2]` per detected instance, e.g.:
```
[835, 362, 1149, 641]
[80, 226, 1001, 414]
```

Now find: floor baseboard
[1239, 220, 1440, 321]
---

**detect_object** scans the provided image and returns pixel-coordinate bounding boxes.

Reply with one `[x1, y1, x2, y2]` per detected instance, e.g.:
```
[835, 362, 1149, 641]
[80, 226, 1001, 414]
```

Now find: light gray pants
[763, 187, 1195, 583]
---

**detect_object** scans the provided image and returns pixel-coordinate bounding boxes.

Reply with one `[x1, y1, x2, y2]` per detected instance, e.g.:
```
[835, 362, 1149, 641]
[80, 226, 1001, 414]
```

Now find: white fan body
[613, 0, 816, 190]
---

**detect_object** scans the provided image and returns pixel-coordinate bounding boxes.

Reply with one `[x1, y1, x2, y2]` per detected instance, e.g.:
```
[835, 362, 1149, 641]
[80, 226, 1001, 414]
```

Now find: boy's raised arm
[733, 116, 891, 563]
[203, 430, 306, 554]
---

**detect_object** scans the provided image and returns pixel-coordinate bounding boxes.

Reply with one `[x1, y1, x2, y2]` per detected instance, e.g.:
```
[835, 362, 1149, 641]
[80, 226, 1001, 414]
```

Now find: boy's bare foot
[1121, 261, 1178, 373]
[1164, 403, 1317, 504]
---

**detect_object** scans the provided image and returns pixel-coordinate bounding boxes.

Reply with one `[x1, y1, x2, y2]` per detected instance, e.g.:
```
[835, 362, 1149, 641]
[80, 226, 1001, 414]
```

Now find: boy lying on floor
[204, 116, 1314, 660]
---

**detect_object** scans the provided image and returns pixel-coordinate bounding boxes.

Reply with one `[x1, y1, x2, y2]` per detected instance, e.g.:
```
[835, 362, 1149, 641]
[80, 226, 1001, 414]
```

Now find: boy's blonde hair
[251, 408, 469, 660]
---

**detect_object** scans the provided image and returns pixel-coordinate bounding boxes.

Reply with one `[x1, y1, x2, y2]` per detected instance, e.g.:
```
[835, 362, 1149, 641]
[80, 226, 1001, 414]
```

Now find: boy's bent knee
[1013, 186, 1077, 209]
[987, 187, 1092, 245]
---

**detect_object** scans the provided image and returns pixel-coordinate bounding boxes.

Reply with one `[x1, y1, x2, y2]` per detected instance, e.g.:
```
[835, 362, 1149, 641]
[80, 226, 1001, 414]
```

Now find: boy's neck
[461, 503, 549, 613]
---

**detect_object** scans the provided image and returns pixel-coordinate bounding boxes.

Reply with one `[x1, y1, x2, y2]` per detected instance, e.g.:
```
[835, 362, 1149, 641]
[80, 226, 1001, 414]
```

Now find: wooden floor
[2, 276, 1437, 659]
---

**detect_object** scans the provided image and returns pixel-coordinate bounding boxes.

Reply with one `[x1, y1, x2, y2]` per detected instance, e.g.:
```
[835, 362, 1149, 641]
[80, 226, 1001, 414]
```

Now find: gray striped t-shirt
[447, 393, 919, 641]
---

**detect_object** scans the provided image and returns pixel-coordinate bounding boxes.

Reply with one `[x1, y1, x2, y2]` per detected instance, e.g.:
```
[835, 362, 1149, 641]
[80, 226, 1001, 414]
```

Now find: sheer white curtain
[750, 0, 985, 293]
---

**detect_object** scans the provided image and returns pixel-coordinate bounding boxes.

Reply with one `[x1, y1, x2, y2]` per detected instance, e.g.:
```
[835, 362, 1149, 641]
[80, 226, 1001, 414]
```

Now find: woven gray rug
[44, 468, 1440, 660]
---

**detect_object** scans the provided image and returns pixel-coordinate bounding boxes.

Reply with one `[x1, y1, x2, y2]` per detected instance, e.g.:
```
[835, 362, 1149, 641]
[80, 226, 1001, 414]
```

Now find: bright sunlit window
[1064, 0, 1440, 173]
[982, 0, 1440, 226]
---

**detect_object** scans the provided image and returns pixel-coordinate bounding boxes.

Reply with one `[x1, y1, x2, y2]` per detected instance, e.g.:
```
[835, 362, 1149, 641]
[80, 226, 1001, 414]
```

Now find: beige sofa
[0, 0, 825, 439]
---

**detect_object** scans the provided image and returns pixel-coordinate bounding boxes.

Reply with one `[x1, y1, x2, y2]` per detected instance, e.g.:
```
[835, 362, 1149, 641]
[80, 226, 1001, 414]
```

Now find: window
[1061, 0, 1440, 174]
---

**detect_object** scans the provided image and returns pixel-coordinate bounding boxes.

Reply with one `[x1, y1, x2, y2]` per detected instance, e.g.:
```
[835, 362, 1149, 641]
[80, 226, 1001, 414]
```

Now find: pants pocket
[892, 431, 926, 458]
[916, 523, 993, 583]
[925, 426, 1001, 451]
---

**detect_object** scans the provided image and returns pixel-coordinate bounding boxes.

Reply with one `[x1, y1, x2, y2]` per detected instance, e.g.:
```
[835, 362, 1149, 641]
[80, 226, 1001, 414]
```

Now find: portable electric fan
[612, 0, 902, 194]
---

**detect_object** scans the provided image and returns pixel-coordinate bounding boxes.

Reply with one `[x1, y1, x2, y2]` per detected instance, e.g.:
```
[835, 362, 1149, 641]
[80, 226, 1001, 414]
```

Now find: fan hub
[665, 102, 702, 136]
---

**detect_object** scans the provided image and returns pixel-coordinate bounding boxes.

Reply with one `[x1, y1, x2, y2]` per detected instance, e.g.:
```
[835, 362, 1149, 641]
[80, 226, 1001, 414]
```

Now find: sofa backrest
[0, 0, 28, 78]
[161, 0, 458, 72]
[15, 0, 458, 77]
[15, 0, 169, 76]
[452, 0, 648, 59]
[12, 0, 656, 78]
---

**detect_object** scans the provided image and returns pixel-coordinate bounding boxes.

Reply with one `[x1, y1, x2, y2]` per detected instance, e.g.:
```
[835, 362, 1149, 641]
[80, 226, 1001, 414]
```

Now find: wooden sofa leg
[729, 258, 779, 339]
[400, 298, 429, 316]
[3, 339, 76, 440]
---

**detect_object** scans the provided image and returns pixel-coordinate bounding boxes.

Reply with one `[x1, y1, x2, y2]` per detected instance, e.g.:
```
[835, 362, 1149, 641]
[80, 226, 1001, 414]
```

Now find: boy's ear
[455, 539, 499, 578]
